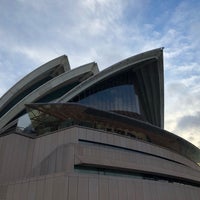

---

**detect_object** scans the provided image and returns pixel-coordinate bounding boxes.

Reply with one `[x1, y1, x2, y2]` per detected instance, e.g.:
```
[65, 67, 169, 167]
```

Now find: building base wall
[1, 126, 200, 199]
[1, 173, 200, 200]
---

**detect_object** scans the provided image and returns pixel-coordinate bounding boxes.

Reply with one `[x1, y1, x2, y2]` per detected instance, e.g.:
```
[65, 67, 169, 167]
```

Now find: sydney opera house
[0, 48, 200, 199]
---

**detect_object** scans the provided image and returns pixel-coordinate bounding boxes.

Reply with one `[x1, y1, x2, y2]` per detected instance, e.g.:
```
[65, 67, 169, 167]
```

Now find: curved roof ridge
[100, 47, 163, 73]
[57, 48, 163, 102]
[0, 62, 99, 130]
[0, 55, 70, 109]
[57, 48, 164, 127]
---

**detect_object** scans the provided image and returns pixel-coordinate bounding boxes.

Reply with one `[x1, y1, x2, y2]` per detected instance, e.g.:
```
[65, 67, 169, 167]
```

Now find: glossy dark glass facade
[70, 70, 140, 114]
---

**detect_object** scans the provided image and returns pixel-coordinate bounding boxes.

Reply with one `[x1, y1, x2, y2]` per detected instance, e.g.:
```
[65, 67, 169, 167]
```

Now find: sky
[0, 0, 200, 147]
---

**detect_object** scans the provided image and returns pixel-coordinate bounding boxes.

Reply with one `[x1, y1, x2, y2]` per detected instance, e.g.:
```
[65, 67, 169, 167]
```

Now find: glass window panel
[71, 70, 141, 115]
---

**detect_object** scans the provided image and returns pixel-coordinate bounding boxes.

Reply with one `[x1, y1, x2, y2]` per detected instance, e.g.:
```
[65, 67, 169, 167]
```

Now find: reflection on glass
[79, 85, 139, 113]
[17, 113, 35, 134]
[71, 70, 140, 114]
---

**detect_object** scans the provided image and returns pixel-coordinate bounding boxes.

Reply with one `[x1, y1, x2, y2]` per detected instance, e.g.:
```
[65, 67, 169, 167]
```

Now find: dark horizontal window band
[74, 165, 200, 188]
[78, 139, 187, 167]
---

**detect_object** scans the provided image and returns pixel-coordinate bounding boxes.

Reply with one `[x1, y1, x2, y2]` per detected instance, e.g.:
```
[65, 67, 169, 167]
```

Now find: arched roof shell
[57, 48, 164, 128]
[0, 61, 98, 129]
[0, 55, 70, 114]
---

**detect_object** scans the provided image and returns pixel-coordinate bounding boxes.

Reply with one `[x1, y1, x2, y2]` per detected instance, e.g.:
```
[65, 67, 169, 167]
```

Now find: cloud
[177, 112, 200, 130]
[165, 79, 200, 148]
[0, 0, 200, 149]
[159, 1, 200, 148]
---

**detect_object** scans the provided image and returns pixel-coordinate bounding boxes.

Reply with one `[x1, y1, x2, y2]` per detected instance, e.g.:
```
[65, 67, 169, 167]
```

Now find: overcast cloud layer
[0, 0, 200, 147]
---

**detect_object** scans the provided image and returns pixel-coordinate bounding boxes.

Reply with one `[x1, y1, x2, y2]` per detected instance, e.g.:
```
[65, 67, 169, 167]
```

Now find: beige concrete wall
[0, 134, 34, 184]
[75, 127, 199, 170]
[0, 126, 200, 199]
[0, 131, 75, 184]
[74, 143, 200, 182]
[0, 126, 200, 184]
[1, 173, 200, 200]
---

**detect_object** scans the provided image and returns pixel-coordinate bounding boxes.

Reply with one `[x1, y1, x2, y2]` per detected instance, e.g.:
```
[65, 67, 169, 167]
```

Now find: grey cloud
[177, 112, 200, 130]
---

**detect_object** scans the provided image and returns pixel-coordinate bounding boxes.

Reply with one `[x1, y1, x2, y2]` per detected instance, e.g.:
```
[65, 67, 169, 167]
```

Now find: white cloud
[13, 46, 60, 64]
[0, 0, 200, 148]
